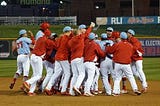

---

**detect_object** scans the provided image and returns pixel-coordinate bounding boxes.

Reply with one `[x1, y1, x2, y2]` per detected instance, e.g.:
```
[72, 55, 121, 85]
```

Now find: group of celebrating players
[9, 21, 148, 97]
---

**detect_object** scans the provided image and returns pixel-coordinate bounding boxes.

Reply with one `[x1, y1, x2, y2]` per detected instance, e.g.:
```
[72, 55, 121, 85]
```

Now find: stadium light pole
[132, 0, 134, 16]
[1, 1, 8, 16]
[159, 0, 160, 15]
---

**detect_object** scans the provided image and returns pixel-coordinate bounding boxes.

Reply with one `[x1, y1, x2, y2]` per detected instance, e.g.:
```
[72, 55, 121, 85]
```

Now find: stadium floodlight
[60, 1, 63, 4]
[95, 6, 99, 9]
[1, 1, 7, 7]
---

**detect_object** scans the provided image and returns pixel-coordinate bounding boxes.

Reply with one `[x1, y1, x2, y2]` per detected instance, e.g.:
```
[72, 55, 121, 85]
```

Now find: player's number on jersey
[17, 41, 23, 49]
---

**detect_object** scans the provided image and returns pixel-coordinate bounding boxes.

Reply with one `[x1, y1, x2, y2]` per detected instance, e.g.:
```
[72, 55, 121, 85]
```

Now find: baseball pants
[113, 63, 139, 94]
[26, 54, 43, 93]
[69, 58, 85, 95]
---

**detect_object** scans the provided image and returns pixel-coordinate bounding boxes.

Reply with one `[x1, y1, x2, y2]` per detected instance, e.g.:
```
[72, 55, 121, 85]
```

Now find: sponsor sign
[139, 38, 160, 56]
[0, 40, 10, 58]
[96, 16, 160, 25]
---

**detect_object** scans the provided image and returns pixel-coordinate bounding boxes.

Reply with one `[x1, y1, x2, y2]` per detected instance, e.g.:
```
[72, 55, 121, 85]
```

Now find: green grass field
[0, 58, 159, 80]
[1, 25, 159, 38]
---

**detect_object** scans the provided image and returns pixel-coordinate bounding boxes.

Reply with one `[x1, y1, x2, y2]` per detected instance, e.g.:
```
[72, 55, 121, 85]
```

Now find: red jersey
[68, 27, 92, 60]
[32, 36, 47, 56]
[128, 36, 144, 61]
[106, 40, 134, 64]
[84, 39, 105, 62]
[44, 39, 57, 63]
[55, 34, 72, 61]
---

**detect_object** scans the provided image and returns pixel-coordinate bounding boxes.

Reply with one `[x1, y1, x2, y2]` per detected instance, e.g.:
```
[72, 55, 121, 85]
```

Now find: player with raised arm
[9, 29, 35, 90]
[68, 22, 95, 96]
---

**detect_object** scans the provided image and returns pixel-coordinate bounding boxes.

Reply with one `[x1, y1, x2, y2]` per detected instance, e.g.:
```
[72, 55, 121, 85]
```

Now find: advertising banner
[139, 38, 160, 56]
[0, 40, 10, 58]
[96, 16, 160, 25]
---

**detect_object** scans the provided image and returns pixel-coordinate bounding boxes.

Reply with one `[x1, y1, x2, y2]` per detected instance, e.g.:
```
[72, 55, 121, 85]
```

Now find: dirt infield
[0, 78, 159, 106]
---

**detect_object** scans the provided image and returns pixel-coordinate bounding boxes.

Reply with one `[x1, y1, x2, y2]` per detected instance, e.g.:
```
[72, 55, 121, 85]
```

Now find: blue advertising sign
[96, 16, 160, 25]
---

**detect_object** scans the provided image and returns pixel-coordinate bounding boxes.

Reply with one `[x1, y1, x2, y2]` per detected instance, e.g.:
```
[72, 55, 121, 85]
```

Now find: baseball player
[68, 22, 95, 96]
[9, 29, 35, 90]
[83, 32, 105, 96]
[106, 27, 114, 41]
[90, 64, 100, 95]
[127, 29, 148, 93]
[106, 32, 141, 96]
[105, 27, 115, 84]
[35, 22, 50, 40]
[23, 29, 52, 96]
[44, 26, 73, 95]
[111, 31, 128, 94]
[96, 33, 115, 95]
[38, 33, 58, 92]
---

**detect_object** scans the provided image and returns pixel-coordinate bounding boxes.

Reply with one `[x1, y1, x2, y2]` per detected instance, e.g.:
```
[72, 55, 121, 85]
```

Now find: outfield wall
[0, 37, 160, 59]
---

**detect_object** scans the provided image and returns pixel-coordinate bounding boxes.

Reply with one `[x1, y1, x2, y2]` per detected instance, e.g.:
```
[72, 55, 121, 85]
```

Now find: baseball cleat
[61, 91, 70, 96]
[44, 89, 53, 96]
[141, 87, 147, 93]
[84, 92, 95, 97]
[92, 91, 98, 95]
[98, 90, 103, 94]
[73, 87, 82, 95]
[134, 90, 141, 95]
[9, 83, 15, 89]
[28, 92, 36, 96]
[121, 89, 128, 94]
[112, 93, 120, 97]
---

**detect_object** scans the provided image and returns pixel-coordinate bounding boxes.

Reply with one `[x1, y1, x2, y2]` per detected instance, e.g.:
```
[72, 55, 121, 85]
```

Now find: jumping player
[44, 26, 73, 95]
[23, 29, 51, 96]
[68, 22, 95, 96]
[127, 29, 148, 93]
[9, 29, 35, 89]
[38, 33, 58, 92]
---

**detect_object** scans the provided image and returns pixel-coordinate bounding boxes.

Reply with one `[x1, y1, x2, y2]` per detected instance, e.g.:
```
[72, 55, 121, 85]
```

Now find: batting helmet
[40, 22, 50, 30]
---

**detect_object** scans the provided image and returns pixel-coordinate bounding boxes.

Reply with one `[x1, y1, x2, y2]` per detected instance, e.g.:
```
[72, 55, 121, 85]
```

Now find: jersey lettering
[17, 41, 23, 49]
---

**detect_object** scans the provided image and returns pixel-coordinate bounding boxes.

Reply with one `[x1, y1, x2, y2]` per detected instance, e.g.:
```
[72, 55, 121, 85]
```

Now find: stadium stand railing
[0, 16, 77, 25]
